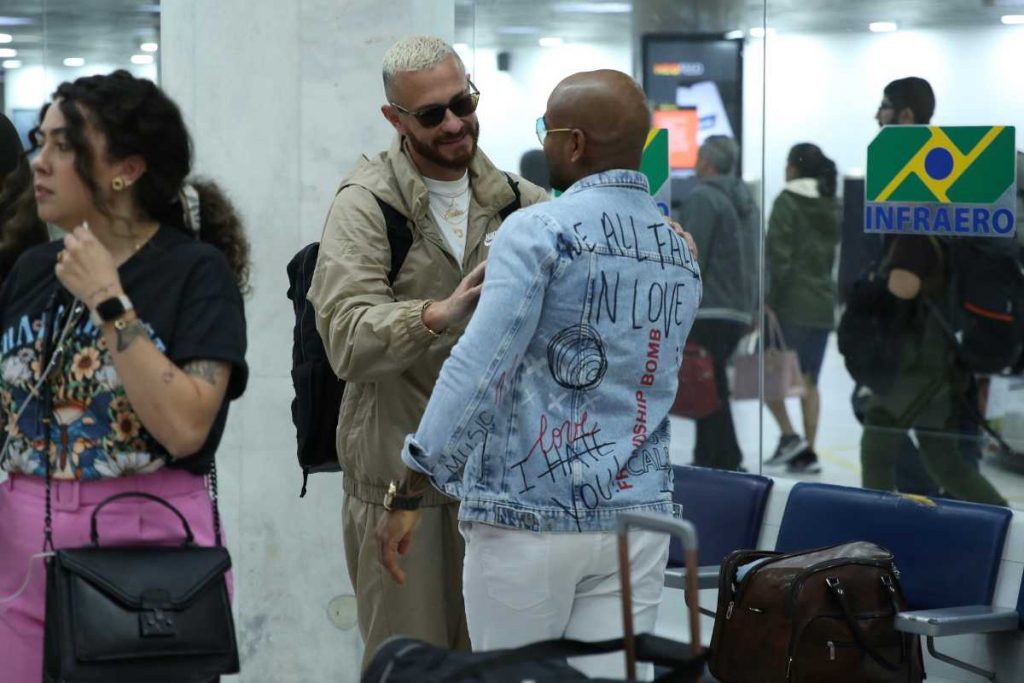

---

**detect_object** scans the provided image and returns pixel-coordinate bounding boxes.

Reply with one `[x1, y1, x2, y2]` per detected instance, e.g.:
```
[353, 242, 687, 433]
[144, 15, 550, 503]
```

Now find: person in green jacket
[764, 143, 840, 474]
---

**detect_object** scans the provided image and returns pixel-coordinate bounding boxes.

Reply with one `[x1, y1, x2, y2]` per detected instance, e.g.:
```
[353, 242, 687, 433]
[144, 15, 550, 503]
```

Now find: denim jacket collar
[563, 169, 650, 197]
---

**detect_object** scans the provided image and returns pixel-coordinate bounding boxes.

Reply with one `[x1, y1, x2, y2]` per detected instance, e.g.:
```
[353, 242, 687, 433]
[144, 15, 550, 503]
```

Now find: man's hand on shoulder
[668, 220, 698, 261]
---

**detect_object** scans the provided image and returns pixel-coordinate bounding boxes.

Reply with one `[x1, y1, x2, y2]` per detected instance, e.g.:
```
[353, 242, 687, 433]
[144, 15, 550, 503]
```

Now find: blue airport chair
[776, 482, 1016, 680]
[1018, 568, 1024, 629]
[665, 466, 773, 596]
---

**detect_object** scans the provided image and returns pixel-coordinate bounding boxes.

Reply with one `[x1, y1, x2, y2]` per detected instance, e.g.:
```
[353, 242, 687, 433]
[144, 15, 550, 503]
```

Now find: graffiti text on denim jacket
[589, 274, 692, 339]
[510, 411, 615, 493]
[446, 410, 494, 476]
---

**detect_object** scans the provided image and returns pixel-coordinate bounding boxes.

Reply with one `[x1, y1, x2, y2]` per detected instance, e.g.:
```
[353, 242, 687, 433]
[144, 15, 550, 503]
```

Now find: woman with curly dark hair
[0, 70, 251, 681]
[0, 113, 48, 284]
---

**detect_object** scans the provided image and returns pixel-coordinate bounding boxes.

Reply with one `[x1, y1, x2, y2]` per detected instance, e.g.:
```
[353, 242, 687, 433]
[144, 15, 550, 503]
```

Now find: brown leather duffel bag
[708, 541, 924, 682]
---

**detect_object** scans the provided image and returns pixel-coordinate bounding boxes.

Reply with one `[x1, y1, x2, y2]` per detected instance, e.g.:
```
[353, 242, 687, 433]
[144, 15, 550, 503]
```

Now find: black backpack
[286, 196, 412, 496]
[940, 237, 1024, 374]
[287, 177, 522, 497]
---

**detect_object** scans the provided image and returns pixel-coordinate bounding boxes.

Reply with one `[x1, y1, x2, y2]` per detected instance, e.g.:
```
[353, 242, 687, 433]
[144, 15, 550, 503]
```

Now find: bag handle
[441, 634, 697, 683]
[825, 576, 903, 672]
[764, 308, 790, 351]
[441, 636, 627, 681]
[90, 491, 195, 547]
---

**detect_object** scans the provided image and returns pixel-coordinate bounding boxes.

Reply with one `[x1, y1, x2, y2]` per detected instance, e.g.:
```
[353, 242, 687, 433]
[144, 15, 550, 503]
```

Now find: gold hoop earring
[112, 176, 126, 192]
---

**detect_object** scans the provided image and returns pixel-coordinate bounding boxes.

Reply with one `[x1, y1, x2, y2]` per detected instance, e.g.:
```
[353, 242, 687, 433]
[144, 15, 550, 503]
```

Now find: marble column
[160, 2, 454, 681]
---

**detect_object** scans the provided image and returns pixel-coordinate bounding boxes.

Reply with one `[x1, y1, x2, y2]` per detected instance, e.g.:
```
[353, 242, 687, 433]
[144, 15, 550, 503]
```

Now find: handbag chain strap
[208, 460, 222, 546]
[38, 293, 223, 551]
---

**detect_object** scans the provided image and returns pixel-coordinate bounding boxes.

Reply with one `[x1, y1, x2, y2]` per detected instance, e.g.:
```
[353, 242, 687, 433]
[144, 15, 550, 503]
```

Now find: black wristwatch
[90, 294, 133, 327]
[383, 480, 423, 511]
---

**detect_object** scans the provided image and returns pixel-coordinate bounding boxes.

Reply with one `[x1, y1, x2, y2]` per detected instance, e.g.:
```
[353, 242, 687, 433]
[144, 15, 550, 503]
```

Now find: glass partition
[1, 0, 160, 147]
[460, 0, 1024, 509]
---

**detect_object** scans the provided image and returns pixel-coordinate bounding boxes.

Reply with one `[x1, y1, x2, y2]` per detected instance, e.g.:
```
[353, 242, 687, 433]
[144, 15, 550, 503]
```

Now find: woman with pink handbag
[763, 143, 841, 474]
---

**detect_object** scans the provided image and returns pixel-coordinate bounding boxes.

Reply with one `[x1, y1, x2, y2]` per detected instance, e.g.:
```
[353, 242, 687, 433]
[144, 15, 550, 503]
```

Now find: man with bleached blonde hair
[308, 35, 548, 667]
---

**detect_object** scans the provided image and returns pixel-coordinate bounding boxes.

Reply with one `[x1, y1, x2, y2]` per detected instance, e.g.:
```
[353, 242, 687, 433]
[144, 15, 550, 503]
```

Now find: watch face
[96, 296, 127, 322]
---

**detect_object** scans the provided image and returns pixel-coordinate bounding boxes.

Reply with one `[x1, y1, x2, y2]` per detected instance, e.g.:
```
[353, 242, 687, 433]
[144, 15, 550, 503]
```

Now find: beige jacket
[308, 136, 548, 506]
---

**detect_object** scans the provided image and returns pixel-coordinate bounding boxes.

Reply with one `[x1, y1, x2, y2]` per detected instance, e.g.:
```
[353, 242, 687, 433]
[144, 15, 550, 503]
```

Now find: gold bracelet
[420, 299, 443, 337]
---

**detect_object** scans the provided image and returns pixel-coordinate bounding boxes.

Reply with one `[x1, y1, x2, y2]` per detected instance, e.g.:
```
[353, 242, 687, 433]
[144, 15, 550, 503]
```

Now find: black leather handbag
[43, 491, 239, 683]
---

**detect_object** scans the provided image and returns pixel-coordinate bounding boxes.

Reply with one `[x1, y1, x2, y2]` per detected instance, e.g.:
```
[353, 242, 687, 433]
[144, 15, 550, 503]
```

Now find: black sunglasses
[390, 81, 480, 129]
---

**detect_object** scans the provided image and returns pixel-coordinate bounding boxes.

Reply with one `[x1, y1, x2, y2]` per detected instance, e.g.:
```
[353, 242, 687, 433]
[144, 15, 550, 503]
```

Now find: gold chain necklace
[429, 187, 469, 237]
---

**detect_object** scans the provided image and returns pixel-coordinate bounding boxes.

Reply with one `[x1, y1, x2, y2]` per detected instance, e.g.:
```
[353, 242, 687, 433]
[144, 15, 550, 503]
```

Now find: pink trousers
[0, 469, 226, 683]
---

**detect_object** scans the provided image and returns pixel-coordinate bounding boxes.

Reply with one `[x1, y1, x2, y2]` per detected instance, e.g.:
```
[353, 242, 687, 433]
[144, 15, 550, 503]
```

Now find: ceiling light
[0, 17, 34, 27]
[0, 48, 16, 58]
[869, 21, 898, 32]
[131, 54, 154, 65]
[748, 27, 775, 38]
[1002, 14, 1024, 24]
[0, 33, 11, 43]
[724, 29, 745, 40]
[140, 42, 158, 52]
[496, 26, 540, 35]
[1, 59, 20, 69]
[553, 2, 632, 13]
[63, 57, 84, 67]
[538, 36, 564, 47]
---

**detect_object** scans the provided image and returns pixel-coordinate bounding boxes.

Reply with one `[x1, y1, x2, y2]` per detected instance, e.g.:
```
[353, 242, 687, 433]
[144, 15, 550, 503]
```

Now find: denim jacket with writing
[401, 170, 702, 532]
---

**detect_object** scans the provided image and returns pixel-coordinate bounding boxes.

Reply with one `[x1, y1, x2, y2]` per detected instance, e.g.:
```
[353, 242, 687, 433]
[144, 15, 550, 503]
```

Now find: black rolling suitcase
[362, 513, 706, 683]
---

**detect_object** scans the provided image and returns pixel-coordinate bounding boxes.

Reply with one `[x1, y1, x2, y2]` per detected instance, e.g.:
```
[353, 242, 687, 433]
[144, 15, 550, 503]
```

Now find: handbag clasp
[140, 607, 177, 638]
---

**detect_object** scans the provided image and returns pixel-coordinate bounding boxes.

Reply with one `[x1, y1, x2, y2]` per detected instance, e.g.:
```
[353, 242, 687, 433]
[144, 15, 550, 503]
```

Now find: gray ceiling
[0, 0, 1017, 71]
[0, 0, 159, 68]
[458, 0, 1024, 48]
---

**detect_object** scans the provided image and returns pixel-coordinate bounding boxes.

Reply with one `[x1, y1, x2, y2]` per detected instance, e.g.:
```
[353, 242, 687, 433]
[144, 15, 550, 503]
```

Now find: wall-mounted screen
[643, 34, 743, 175]
[652, 107, 698, 170]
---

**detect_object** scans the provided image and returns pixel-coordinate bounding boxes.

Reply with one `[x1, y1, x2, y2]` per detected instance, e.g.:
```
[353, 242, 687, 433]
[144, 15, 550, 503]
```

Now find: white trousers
[460, 522, 669, 680]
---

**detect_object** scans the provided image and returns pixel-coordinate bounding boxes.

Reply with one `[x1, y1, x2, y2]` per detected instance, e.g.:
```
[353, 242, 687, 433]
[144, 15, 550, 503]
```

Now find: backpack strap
[373, 196, 413, 286]
[372, 173, 521, 286]
[498, 172, 522, 222]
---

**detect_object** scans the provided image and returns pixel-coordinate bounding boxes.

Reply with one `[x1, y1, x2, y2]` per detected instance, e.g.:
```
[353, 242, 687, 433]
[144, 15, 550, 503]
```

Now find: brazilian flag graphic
[641, 129, 670, 217]
[865, 126, 1017, 237]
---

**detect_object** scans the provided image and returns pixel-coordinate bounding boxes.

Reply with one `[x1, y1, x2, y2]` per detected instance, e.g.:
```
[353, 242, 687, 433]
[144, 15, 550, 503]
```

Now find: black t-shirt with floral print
[0, 225, 247, 480]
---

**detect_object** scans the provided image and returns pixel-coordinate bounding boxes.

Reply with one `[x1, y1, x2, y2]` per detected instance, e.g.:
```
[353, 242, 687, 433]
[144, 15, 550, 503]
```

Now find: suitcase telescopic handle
[617, 513, 701, 682]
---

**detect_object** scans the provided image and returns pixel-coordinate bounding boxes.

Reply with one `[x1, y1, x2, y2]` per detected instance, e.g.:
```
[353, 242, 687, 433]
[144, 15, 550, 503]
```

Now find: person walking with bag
[763, 143, 840, 475]
[0, 70, 249, 682]
[678, 135, 758, 471]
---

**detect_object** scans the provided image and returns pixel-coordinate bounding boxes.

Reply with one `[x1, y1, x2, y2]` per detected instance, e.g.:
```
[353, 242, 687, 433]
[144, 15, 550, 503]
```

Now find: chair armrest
[664, 565, 720, 591]
[895, 606, 1020, 637]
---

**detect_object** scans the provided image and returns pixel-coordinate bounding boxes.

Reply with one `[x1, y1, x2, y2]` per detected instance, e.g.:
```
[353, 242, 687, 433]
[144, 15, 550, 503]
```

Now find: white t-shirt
[423, 172, 471, 266]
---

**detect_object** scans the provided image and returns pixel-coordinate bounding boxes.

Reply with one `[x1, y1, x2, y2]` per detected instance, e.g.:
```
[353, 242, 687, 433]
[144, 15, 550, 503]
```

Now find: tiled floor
[668, 335, 1024, 508]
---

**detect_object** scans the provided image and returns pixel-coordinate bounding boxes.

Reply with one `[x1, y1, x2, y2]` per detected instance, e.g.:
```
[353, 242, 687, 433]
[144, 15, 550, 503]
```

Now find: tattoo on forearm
[115, 319, 148, 352]
[398, 470, 431, 497]
[184, 360, 221, 387]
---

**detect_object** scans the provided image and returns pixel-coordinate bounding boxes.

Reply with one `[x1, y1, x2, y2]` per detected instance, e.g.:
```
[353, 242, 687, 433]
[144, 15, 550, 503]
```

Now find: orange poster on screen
[652, 108, 698, 169]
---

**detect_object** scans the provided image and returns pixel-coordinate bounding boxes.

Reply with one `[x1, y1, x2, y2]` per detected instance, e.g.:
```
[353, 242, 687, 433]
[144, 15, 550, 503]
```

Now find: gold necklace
[442, 195, 466, 226]
[430, 188, 468, 237]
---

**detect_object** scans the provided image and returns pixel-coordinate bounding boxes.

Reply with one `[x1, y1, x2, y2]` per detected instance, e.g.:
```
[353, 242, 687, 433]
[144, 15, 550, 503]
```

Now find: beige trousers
[342, 495, 469, 670]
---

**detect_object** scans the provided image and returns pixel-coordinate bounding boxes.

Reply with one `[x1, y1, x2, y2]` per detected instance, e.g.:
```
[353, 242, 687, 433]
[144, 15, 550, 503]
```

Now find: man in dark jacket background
[679, 135, 759, 470]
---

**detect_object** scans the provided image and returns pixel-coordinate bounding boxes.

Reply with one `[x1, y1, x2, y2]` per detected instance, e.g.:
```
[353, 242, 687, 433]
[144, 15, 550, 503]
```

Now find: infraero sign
[865, 125, 1017, 237]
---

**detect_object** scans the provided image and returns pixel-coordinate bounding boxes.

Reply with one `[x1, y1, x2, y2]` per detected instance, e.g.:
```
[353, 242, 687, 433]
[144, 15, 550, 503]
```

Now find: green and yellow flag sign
[641, 129, 671, 217]
[865, 125, 1017, 237]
